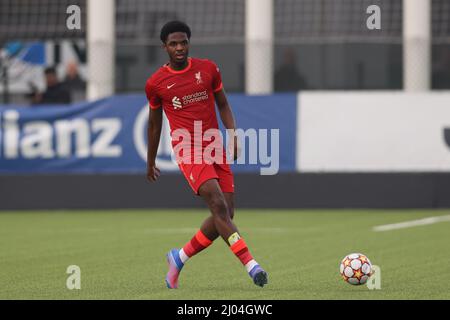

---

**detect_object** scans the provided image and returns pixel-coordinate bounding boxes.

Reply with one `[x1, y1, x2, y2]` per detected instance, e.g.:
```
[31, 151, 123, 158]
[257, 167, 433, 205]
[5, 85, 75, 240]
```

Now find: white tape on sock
[245, 259, 258, 273]
[179, 248, 189, 263]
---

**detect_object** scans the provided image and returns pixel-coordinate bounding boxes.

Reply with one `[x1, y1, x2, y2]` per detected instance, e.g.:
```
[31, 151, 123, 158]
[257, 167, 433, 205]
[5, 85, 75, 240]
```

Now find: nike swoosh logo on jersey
[167, 83, 176, 89]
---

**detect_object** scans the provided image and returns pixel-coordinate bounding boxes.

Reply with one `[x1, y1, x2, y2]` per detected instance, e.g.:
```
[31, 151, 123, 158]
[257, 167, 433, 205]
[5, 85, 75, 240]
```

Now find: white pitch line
[143, 228, 198, 234]
[373, 215, 450, 232]
[144, 227, 289, 234]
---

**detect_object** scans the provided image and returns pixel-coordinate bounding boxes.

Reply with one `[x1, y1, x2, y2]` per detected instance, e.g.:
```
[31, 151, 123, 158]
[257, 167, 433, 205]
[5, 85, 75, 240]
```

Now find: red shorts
[178, 162, 234, 195]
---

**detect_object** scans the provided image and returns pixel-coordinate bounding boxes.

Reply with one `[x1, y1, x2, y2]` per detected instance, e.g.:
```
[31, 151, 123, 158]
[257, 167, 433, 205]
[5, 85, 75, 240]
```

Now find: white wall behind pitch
[297, 91, 450, 172]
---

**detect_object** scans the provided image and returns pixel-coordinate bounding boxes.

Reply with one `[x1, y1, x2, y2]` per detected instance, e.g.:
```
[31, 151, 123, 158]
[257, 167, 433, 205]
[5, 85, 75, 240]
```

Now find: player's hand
[147, 164, 161, 182]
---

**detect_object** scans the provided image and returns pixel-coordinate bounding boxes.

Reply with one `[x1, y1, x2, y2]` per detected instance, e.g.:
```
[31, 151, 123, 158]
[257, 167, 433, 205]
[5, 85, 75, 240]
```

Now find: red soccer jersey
[145, 57, 223, 152]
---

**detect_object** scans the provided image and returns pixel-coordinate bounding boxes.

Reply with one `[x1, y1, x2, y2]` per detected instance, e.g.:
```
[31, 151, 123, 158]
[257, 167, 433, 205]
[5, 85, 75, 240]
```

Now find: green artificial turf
[1, 209, 449, 299]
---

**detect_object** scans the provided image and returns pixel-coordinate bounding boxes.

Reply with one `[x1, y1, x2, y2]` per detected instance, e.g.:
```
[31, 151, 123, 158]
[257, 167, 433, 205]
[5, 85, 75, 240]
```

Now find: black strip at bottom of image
[0, 300, 446, 318]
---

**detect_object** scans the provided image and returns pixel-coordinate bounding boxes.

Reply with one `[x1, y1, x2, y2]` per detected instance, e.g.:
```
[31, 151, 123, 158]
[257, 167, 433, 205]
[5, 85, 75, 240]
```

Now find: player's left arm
[214, 89, 240, 160]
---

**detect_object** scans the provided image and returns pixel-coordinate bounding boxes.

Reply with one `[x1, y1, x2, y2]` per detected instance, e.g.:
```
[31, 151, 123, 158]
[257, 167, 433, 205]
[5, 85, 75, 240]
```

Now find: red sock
[182, 230, 213, 258]
[230, 238, 253, 266]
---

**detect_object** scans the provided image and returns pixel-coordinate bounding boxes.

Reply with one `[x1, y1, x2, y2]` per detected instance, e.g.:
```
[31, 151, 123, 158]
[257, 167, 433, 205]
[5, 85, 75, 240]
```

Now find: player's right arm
[147, 107, 162, 182]
[145, 78, 162, 182]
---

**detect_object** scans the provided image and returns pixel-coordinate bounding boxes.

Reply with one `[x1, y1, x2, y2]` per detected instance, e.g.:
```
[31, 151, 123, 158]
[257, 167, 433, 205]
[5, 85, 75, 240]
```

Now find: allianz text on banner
[0, 94, 296, 174]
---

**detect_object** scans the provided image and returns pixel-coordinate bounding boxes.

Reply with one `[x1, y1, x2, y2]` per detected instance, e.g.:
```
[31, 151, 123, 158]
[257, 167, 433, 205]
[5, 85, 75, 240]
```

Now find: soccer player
[145, 21, 268, 289]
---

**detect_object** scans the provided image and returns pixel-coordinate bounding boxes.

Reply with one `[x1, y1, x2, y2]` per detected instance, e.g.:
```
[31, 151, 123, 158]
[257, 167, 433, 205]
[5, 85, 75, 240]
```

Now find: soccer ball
[339, 253, 373, 285]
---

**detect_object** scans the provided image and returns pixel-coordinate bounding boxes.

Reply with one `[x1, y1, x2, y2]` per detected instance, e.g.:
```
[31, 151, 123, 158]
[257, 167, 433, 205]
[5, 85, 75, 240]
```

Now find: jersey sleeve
[210, 61, 223, 93]
[145, 78, 162, 110]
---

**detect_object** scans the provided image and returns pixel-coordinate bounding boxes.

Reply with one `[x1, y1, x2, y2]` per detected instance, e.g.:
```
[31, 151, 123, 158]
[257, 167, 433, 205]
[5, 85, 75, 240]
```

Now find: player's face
[164, 32, 190, 66]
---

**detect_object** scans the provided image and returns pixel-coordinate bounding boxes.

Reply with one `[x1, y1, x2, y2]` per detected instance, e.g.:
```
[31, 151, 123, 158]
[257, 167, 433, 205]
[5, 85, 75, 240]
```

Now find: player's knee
[209, 195, 229, 220]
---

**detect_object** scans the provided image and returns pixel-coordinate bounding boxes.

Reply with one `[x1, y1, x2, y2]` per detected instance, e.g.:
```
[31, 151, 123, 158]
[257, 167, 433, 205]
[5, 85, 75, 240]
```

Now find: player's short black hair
[44, 66, 57, 75]
[160, 20, 191, 43]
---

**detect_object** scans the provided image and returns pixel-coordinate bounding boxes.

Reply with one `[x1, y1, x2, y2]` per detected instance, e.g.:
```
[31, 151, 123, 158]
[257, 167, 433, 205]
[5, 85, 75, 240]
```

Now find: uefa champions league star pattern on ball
[339, 253, 373, 285]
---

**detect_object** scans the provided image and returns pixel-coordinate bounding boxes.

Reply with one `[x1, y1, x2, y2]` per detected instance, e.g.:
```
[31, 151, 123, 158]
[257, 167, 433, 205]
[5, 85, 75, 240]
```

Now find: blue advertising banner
[0, 94, 296, 174]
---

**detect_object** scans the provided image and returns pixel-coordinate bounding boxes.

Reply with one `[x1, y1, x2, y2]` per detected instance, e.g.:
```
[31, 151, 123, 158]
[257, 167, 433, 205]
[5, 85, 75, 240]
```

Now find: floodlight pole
[87, 0, 115, 101]
[0, 54, 10, 104]
[245, 0, 274, 94]
[403, 0, 431, 91]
